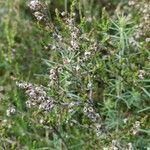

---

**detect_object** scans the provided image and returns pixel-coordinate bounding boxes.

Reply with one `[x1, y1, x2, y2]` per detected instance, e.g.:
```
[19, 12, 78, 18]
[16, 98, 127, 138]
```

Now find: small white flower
[6, 107, 16, 116]
[132, 121, 140, 135]
[39, 118, 44, 124]
[83, 107, 87, 113]
[84, 51, 91, 57]
[34, 12, 45, 21]
[146, 38, 150, 42]
[75, 65, 80, 71]
[128, 143, 134, 150]
[61, 11, 67, 16]
[138, 70, 145, 79]
[128, 1, 135, 6]
[69, 102, 75, 107]
[123, 118, 128, 124]
[88, 107, 94, 112]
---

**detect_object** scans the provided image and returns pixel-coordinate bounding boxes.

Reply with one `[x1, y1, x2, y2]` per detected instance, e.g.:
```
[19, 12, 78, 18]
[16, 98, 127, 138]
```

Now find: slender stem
[65, 0, 68, 12]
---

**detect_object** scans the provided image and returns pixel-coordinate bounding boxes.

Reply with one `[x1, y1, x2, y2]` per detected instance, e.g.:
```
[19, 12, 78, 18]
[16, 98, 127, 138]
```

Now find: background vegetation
[0, 0, 149, 149]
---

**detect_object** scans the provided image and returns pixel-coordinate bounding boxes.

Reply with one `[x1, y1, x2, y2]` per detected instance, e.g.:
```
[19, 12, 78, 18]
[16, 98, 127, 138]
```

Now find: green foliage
[0, 0, 149, 149]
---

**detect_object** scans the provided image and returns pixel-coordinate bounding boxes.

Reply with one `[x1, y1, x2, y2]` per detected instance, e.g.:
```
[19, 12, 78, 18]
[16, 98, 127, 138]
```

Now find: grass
[0, 0, 150, 149]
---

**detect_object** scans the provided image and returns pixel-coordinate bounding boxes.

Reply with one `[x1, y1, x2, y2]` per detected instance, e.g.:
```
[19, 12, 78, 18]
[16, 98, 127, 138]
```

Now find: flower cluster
[49, 67, 60, 86]
[62, 12, 80, 51]
[83, 104, 103, 135]
[138, 69, 146, 79]
[28, 0, 43, 11]
[16, 81, 54, 112]
[110, 140, 121, 150]
[28, 0, 46, 22]
[128, 0, 150, 44]
[83, 104, 101, 123]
